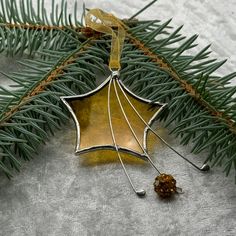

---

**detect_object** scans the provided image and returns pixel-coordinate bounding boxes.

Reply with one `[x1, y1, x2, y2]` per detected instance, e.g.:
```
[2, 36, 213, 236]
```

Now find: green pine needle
[0, 0, 236, 182]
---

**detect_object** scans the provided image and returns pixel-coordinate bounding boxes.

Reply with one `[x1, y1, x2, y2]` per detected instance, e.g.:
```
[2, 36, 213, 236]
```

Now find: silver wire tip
[136, 189, 146, 197]
[200, 163, 210, 172]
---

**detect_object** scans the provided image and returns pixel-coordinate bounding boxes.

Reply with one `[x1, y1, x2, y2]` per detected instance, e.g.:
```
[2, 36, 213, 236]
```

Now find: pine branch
[0, 37, 108, 177]
[0, 0, 85, 56]
[0, 0, 165, 57]
[0, 0, 236, 181]
[118, 20, 236, 177]
[127, 33, 236, 134]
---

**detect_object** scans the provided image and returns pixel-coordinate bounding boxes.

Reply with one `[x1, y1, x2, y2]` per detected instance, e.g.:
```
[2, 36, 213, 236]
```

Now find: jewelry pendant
[61, 70, 208, 198]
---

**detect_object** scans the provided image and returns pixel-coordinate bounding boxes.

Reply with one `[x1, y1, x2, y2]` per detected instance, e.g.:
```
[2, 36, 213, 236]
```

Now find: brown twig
[0, 41, 92, 126]
[2, 22, 81, 31]
[1, 20, 235, 134]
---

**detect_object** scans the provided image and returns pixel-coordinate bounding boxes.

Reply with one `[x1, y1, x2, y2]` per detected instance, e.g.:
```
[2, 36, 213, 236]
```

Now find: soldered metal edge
[60, 74, 167, 161]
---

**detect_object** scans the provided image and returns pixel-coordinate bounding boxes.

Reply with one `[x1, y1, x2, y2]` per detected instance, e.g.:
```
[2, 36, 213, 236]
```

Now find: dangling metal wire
[107, 75, 146, 197]
[113, 78, 161, 175]
[107, 69, 207, 197]
[117, 79, 210, 172]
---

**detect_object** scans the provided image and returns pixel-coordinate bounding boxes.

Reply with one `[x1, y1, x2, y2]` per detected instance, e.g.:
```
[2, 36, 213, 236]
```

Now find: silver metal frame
[61, 70, 209, 196]
[61, 73, 167, 161]
[117, 81, 210, 172]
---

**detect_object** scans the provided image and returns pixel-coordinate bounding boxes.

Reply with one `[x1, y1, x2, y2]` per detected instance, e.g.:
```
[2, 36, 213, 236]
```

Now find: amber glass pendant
[61, 71, 209, 198]
[60, 9, 210, 198]
[61, 72, 165, 197]
[61, 74, 165, 163]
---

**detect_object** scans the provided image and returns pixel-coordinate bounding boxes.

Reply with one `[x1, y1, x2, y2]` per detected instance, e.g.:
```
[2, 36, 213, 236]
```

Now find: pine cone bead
[154, 173, 177, 198]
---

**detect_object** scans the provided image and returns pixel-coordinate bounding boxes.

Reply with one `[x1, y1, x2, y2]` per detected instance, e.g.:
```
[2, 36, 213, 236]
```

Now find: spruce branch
[118, 20, 236, 177]
[0, 0, 236, 181]
[0, 37, 108, 177]
[126, 33, 236, 134]
[0, 0, 85, 56]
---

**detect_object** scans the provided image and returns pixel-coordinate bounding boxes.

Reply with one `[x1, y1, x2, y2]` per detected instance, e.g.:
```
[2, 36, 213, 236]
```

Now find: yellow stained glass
[68, 79, 163, 166]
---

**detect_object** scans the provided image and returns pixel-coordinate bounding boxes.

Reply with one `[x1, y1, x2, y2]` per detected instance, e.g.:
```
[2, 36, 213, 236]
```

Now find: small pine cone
[154, 173, 177, 198]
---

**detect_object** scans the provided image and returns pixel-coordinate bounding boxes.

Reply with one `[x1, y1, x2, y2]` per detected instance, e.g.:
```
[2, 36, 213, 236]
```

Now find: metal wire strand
[113, 79, 161, 174]
[116, 80, 210, 172]
[107, 76, 146, 197]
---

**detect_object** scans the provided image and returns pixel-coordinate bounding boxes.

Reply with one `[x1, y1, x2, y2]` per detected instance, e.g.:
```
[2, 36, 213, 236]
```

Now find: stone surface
[0, 1, 236, 236]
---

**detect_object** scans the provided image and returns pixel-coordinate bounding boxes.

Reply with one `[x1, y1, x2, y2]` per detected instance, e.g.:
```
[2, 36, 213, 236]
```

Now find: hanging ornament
[61, 9, 209, 198]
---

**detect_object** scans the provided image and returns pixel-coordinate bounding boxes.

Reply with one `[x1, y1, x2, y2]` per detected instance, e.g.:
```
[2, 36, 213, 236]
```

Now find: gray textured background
[0, 1, 236, 235]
